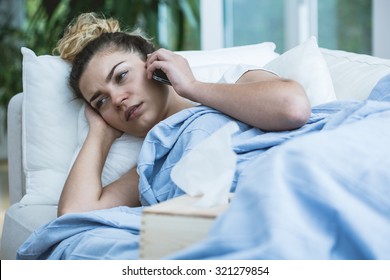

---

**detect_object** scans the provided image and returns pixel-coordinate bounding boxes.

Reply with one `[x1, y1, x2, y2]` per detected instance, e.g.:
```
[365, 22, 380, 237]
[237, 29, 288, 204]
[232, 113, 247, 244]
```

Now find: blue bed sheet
[17, 74, 390, 260]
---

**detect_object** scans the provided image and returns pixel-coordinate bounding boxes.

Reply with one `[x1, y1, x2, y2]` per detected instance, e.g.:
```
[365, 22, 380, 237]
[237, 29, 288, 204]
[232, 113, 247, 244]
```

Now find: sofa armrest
[7, 93, 24, 205]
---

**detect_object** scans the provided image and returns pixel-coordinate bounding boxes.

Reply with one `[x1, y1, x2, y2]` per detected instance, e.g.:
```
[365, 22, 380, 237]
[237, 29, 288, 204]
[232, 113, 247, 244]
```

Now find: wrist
[179, 80, 205, 102]
[87, 126, 117, 152]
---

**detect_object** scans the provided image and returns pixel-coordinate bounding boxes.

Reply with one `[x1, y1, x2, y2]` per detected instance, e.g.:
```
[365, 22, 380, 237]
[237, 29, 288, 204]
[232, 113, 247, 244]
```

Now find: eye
[95, 96, 108, 110]
[116, 70, 128, 83]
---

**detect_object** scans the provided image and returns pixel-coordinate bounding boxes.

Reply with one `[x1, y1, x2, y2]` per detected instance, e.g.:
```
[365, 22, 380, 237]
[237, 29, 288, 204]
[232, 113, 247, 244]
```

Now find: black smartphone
[152, 69, 171, 85]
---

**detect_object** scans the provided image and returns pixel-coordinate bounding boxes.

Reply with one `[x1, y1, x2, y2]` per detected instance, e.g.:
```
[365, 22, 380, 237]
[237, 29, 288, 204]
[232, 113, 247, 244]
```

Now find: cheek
[100, 110, 122, 128]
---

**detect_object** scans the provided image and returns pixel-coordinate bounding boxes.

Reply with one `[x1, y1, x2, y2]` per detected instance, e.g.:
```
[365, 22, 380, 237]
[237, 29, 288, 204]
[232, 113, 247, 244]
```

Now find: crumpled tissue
[171, 122, 239, 208]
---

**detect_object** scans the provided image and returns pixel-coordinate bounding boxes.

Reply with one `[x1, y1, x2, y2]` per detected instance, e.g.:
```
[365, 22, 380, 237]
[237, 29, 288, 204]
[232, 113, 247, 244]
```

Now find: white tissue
[171, 122, 239, 208]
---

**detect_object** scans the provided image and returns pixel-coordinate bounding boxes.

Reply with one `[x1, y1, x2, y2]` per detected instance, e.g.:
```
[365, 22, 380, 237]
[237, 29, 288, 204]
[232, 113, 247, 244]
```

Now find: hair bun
[55, 13, 121, 62]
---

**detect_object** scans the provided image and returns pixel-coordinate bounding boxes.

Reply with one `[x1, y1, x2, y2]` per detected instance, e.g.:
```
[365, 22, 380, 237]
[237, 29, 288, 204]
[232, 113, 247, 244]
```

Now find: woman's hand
[85, 105, 123, 141]
[146, 48, 198, 98]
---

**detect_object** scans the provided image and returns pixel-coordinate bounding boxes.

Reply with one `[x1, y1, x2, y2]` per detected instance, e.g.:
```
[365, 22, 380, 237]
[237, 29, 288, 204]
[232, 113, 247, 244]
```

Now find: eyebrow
[89, 61, 125, 103]
[89, 91, 102, 104]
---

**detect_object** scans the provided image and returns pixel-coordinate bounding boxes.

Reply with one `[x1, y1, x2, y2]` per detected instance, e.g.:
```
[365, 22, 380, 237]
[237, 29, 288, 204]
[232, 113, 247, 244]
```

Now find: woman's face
[79, 50, 170, 137]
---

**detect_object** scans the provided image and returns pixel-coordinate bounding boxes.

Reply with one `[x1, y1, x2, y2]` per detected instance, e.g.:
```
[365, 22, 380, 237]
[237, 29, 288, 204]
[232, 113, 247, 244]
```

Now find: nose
[112, 89, 128, 109]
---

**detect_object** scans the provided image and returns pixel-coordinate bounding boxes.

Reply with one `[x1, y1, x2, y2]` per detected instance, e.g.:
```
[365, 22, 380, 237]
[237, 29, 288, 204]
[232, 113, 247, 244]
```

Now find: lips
[125, 103, 142, 121]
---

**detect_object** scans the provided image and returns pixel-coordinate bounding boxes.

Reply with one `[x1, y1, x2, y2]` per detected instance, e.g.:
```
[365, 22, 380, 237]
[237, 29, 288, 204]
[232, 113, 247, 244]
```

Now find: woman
[56, 13, 310, 216]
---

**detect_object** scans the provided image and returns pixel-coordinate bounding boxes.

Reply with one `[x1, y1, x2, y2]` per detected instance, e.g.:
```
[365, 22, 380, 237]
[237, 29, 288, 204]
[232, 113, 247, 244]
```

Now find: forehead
[79, 51, 143, 97]
[85, 50, 144, 77]
[89, 50, 141, 68]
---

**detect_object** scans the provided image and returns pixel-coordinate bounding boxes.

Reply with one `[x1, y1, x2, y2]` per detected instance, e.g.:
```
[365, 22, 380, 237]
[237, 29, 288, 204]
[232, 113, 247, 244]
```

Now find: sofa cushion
[1, 203, 57, 259]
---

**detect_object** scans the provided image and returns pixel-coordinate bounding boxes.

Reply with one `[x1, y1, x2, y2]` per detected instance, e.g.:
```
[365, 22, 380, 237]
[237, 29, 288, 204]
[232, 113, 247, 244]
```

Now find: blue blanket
[17, 74, 390, 260]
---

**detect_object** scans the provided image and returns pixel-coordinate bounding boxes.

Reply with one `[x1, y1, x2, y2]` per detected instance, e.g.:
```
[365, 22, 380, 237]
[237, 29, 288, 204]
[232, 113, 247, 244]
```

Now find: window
[224, 0, 285, 53]
[201, 0, 378, 56]
[318, 0, 372, 54]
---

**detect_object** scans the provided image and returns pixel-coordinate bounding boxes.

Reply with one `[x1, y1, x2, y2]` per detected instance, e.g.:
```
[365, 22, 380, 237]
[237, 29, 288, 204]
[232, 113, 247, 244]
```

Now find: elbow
[283, 81, 311, 130]
[285, 103, 310, 129]
[57, 204, 86, 217]
[57, 208, 66, 217]
[57, 204, 71, 217]
[57, 198, 80, 217]
[57, 200, 93, 217]
[57, 192, 71, 217]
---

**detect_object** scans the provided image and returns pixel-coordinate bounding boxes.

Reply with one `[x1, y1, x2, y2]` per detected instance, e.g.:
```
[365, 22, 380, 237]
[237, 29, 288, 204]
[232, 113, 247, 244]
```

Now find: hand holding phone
[152, 69, 171, 85]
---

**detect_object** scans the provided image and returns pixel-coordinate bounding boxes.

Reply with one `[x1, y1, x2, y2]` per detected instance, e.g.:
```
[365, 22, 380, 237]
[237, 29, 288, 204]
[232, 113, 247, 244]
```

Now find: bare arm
[146, 49, 311, 131]
[185, 70, 310, 131]
[57, 107, 140, 217]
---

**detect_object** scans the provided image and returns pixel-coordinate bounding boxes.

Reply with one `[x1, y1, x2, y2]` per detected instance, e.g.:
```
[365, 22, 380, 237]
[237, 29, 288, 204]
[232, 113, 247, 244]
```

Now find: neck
[165, 88, 194, 118]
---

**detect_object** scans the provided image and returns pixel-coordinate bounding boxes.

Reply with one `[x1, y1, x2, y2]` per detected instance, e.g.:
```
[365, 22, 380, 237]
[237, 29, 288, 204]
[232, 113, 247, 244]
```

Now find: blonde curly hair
[54, 13, 121, 62]
[57, 13, 156, 99]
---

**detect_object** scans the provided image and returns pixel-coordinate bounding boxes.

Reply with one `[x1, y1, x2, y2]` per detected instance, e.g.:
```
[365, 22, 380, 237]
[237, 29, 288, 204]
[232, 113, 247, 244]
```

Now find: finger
[146, 52, 163, 79]
[147, 59, 172, 81]
[147, 48, 173, 65]
[146, 49, 163, 64]
[145, 49, 177, 80]
[146, 60, 163, 79]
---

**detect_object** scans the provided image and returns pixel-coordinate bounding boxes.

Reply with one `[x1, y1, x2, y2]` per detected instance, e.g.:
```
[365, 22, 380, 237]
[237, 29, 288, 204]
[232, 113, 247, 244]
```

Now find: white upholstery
[1, 204, 57, 259]
[6, 93, 24, 205]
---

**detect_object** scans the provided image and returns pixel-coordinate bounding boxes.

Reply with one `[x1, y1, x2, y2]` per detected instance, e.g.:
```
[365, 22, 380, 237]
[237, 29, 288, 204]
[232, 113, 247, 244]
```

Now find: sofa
[2, 37, 390, 260]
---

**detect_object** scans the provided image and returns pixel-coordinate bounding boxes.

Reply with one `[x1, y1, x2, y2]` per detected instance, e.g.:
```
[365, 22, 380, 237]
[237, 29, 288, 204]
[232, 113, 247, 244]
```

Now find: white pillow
[264, 37, 337, 106]
[20, 47, 82, 205]
[19, 43, 279, 206]
[321, 48, 390, 100]
[180, 42, 279, 83]
[177, 42, 279, 68]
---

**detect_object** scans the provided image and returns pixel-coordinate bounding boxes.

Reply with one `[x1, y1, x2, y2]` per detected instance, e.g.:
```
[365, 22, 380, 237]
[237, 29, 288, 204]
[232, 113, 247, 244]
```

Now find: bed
[2, 37, 390, 260]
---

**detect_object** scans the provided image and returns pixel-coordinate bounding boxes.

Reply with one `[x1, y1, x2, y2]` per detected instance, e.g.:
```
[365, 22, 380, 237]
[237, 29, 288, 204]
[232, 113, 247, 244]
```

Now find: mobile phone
[152, 69, 171, 85]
